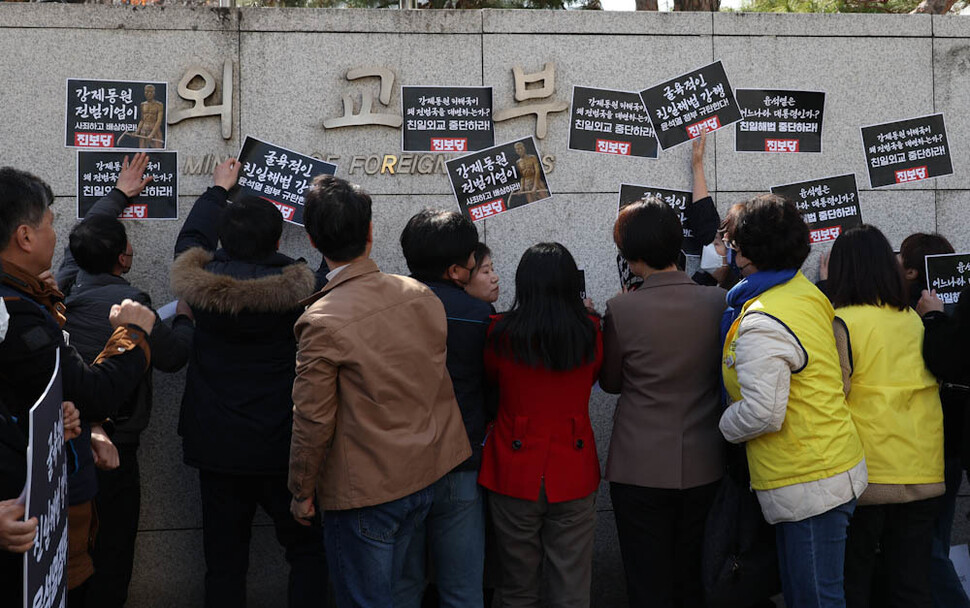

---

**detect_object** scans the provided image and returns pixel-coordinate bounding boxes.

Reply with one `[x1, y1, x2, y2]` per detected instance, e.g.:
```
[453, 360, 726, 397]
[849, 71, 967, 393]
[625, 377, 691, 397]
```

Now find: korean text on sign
[770, 174, 862, 245]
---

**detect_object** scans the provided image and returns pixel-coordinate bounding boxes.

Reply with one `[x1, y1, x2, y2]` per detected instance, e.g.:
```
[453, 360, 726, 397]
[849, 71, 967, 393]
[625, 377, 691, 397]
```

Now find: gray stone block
[483, 8, 712, 35]
[483, 34, 714, 197]
[239, 7, 481, 33]
[0, 4, 239, 32]
[933, 39, 970, 190]
[937, 190, 970, 252]
[713, 12, 931, 37]
[932, 15, 970, 38]
[712, 35, 934, 193]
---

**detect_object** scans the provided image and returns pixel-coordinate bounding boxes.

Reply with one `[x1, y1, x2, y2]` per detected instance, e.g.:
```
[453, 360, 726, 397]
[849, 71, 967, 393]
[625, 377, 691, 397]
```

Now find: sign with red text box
[230, 136, 338, 227]
[925, 252, 970, 314]
[861, 114, 952, 188]
[736, 89, 824, 154]
[770, 173, 862, 245]
[568, 86, 658, 159]
[447, 137, 551, 222]
[66, 78, 167, 149]
[77, 150, 178, 220]
[402, 86, 494, 153]
[639, 61, 742, 151]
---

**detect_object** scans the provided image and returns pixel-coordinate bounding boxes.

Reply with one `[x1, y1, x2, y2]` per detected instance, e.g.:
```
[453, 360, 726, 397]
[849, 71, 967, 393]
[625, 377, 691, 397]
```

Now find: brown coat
[287, 258, 471, 511]
[599, 271, 727, 490]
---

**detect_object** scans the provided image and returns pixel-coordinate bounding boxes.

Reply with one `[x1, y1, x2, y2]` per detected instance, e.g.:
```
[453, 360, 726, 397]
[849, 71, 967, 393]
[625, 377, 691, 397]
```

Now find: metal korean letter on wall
[735, 89, 825, 153]
[861, 113, 953, 188]
[402, 86, 494, 153]
[77, 151, 179, 220]
[23, 352, 67, 608]
[568, 86, 658, 159]
[771, 174, 862, 244]
[639, 61, 742, 150]
[66, 79, 168, 150]
[231, 136, 338, 226]
[447, 136, 551, 222]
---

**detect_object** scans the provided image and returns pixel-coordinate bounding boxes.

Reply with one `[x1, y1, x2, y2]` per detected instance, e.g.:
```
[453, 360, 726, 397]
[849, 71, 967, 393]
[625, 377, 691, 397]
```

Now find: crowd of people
[0, 132, 968, 608]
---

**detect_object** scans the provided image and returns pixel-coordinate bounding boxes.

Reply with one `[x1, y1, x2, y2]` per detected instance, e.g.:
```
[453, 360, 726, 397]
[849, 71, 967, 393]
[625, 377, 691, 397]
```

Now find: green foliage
[736, 0, 923, 13]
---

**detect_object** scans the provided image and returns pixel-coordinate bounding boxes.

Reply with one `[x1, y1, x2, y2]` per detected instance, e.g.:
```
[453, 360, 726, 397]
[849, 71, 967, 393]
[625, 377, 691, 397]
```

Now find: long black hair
[488, 242, 597, 371]
[828, 224, 908, 311]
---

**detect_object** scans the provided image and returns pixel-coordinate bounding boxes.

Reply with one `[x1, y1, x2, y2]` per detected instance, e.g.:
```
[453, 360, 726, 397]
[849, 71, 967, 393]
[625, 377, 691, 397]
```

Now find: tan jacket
[287, 258, 471, 511]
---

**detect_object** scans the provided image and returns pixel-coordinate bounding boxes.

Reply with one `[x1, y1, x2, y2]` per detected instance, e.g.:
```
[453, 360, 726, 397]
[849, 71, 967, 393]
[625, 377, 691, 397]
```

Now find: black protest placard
[861, 114, 952, 188]
[447, 137, 551, 222]
[639, 61, 742, 151]
[231, 136, 338, 226]
[618, 184, 700, 250]
[77, 151, 178, 220]
[770, 174, 862, 245]
[735, 90, 825, 153]
[66, 79, 167, 149]
[402, 86, 494, 153]
[616, 254, 643, 292]
[577, 269, 587, 300]
[925, 253, 970, 312]
[23, 351, 67, 608]
[568, 86, 658, 159]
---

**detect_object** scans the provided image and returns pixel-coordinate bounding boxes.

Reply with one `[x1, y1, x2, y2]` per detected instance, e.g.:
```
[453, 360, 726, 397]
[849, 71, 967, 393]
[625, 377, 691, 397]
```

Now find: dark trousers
[610, 480, 719, 608]
[844, 497, 943, 608]
[199, 470, 327, 608]
[85, 443, 140, 608]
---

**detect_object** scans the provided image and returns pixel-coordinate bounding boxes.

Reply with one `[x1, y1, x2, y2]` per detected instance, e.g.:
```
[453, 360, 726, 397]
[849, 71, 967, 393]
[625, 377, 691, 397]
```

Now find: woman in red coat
[478, 241, 603, 608]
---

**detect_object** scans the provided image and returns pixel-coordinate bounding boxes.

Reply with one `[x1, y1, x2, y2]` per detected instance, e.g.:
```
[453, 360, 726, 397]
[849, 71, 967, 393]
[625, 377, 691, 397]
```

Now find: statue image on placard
[134, 84, 164, 148]
[510, 141, 548, 206]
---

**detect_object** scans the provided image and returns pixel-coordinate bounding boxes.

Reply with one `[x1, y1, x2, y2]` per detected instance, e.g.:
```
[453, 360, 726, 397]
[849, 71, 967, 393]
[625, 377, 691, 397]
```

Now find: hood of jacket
[171, 247, 316, 315]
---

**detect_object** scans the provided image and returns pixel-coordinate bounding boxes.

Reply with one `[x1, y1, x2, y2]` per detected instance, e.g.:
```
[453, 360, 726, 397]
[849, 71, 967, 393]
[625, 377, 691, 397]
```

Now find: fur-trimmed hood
[171, 247, 316, 315]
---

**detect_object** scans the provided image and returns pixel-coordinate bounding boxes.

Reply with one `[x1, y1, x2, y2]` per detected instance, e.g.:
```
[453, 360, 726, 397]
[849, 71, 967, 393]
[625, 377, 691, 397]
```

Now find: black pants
[198, 470, 327, 608]
[85, 443, 140, 608]
[610, 480, 719, 608]
[844, 497, 943, 608]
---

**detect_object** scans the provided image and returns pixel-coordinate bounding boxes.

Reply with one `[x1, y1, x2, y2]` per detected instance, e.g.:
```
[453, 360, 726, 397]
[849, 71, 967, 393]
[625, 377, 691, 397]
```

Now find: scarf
[0, 260, 67, 328]
[719, 269, 798, 347]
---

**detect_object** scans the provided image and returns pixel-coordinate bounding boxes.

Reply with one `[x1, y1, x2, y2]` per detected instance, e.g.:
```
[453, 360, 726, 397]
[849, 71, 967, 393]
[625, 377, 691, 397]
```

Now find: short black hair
[0, 167, 53, 251]
[900, 232, 954, 283]
[218, 195, 283, 262]
[69, 215, 127, 275]
[400, 209, 479, 282]
[613, 197, 683, 270]
[732, 194, 810, 271]
[828, 225, 908, 311]
[472, 242, 492, 272]
[303, 176, 372, 263]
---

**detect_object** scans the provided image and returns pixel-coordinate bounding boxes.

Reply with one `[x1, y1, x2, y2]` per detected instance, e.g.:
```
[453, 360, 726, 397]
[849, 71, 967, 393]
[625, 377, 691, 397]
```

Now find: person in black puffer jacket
[170, 158, 326, 608]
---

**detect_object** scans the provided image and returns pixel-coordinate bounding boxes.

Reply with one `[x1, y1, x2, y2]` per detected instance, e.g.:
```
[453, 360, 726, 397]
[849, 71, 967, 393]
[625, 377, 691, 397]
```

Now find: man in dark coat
[170, 158, 326, 608]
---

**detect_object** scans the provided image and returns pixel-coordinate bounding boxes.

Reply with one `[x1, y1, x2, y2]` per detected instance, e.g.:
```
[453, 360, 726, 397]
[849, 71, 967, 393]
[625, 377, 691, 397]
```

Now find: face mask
[726, 248, 742, 276]
[700, 244, 725, 274]
[0, 298, 8, 343]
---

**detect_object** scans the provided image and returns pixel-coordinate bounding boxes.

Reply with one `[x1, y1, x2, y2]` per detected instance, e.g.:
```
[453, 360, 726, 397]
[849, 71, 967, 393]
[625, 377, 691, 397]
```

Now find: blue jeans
[775, 499, 856, 608]
[931, 458, 970, 608]
[395, 470, 485, 608]
[324, 485, 434, 608]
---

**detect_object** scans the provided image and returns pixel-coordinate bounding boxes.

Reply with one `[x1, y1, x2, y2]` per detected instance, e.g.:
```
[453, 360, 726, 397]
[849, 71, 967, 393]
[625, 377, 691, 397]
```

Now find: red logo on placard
[686, 116, 721, 139]
[75, 132, 115, 148]
[266, 200, 296, 221]
[895, 166, 929, 184]
[431, 138, 468, 152]
[810, 226, 841, 244]
[468, 199, 507, 221]
[595, 139, 632, 156]
[765, 139, 800, 153]
[120, 205, 148, 219]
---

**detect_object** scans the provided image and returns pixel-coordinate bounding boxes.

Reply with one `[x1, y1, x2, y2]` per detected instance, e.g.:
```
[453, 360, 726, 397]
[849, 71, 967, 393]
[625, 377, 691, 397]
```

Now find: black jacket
[923, 287, 970, 464]
[171, 187, 317, 475]
[419, 279, 493, 472]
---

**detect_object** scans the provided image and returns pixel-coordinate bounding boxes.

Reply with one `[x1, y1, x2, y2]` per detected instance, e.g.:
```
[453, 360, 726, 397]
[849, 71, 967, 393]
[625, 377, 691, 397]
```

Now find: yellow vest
[836, 305, 943, 484]
[723, 272, 864, 491]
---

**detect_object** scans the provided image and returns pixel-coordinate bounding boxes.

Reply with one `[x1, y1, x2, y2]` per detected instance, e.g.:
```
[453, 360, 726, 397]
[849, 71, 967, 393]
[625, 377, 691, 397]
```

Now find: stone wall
[1, 5, 968, 606]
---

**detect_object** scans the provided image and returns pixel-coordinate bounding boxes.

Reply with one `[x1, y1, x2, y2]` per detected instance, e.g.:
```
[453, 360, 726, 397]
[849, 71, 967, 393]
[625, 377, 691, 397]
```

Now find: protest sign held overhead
[735, 90, 825, 153]
[77, 151, 179, 220]
[447, 136, 551, 222]
[925, 252, 970, 313]
[67, 79, 167, 149]
[231, 136, 338, 226]
[568, 86, 658, 158]
[861, 113, 952, 188]
[618, 184, 698, 249]
[23, 351, 67, 608]
[770, 173, 862, 245]
[402, 86, 494, 153]
[639, 61, 742, 151]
